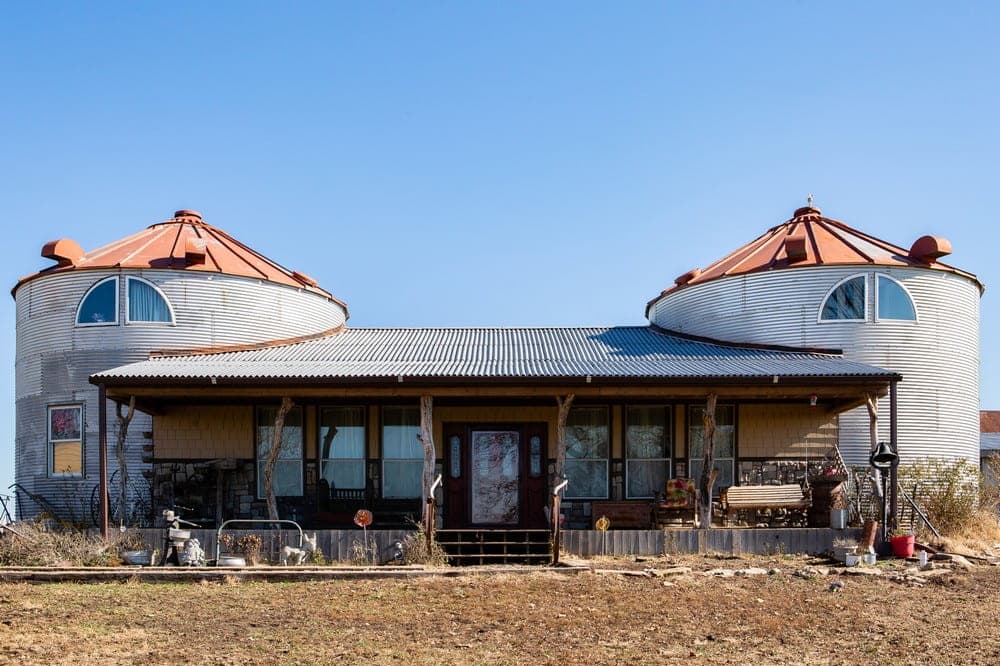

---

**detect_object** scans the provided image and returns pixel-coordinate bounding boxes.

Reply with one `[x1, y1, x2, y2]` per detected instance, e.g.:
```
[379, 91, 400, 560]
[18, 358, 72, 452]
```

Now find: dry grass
[0, 522, 147, 567]
[0, 555, 998, 664]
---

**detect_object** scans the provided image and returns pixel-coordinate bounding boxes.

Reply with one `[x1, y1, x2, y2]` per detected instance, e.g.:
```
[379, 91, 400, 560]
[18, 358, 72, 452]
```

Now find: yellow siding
[738, 404, 838, 458]
[154, 405, 253, 459]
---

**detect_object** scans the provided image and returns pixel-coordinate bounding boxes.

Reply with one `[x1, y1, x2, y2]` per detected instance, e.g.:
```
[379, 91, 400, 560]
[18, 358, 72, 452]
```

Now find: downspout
[98, 384, 109, 540]
[889, 379, 899, 533]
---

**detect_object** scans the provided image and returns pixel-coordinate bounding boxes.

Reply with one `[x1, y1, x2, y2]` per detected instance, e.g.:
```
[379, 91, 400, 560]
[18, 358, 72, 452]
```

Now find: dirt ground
[1, 553, 998, 665]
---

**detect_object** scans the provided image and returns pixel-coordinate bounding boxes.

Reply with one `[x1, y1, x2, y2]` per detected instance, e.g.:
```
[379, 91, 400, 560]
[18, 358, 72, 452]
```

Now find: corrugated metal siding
[651, 266, 981, 467]
[93, 326, 895, 381]
[14, 269, 347, 519]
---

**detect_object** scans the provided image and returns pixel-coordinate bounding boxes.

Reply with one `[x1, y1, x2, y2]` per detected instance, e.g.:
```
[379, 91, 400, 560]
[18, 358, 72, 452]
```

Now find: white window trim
[874, 273, 919, 323]
[381, 405, 423, 499]
[817, 273, 869, 323]
[564, 406, 610, 500]
[319, 406, 367, 491]
[75, 277, 119, 327]
[125, 276, 176, 325]
[48, 403, 84, 478]
[625, 405, 672, 500]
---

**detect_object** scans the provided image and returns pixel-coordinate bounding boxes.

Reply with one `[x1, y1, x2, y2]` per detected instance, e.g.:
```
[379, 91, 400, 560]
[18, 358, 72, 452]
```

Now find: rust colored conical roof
[646, 205, 982, 314]
[13, 210, 347, 310]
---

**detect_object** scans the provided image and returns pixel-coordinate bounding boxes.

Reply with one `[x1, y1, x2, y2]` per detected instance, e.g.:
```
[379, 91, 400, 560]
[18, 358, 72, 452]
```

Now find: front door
[443, 423, 548, 528]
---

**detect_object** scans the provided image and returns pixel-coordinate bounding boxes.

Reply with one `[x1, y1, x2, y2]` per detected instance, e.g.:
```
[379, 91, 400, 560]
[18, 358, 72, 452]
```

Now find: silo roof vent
[784, 234, 808, 263]
[185, 237, 207, 265]
[908, 235, 952, 263]
[674, 268, 702, 286]
[41, 238, 84, 267]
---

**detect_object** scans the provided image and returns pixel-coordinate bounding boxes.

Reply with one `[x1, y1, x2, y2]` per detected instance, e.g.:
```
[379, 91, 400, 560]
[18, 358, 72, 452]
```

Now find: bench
[721, 484, 811, 526]
[591, 501, 653, 529]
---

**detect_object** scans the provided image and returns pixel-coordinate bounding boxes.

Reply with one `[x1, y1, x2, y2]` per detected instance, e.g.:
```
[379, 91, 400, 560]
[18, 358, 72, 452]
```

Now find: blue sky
[2, 2, 998, 501]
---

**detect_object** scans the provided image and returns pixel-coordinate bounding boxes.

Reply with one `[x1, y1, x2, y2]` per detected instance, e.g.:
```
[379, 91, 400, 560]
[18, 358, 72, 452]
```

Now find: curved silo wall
[649, 266, 981, 468]
[14, 269, 347, 522]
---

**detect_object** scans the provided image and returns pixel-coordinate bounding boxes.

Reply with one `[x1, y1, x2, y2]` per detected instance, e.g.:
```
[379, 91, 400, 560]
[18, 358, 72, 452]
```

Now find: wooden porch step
[436, 529, 552, 566]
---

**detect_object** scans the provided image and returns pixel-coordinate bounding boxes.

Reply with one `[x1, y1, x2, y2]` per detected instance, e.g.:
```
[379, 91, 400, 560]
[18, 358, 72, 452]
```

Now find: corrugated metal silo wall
[14, 269, 347, 522]
[650, 266, 980, 468]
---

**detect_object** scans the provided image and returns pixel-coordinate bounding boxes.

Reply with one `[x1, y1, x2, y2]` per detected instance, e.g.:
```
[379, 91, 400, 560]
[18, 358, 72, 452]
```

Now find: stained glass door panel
[470, 430, 520, 525]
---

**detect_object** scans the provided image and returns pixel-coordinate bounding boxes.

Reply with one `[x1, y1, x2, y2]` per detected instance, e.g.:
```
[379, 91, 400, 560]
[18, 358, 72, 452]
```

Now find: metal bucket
[121, 550, 153, 566]
[217, 554, 247, 567]
[829, 509, 847, 530]
[168, 528, 191, 540]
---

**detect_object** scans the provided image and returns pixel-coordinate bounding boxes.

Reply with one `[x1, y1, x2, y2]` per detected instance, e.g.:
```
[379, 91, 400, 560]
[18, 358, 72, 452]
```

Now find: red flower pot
[890, 534, 915, 558]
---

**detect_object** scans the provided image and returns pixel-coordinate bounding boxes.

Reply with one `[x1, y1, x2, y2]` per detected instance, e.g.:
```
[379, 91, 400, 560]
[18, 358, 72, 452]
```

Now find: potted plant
[889, 530, 915, 558]
[829, 492, 848, 530]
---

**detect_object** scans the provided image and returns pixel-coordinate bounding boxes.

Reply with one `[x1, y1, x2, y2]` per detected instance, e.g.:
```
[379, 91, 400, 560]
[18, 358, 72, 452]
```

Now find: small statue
[181, 538, 205, 566]
[279, 532, 318, 566]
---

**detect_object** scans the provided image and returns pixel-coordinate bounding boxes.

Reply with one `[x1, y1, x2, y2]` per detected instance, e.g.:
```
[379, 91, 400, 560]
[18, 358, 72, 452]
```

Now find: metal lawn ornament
[596, 515, 610, 556]
[354, 509, 374, 564]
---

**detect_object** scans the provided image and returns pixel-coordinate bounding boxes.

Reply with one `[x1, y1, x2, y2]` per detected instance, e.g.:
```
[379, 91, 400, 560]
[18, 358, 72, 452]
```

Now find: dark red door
[443, 423, 548, 529]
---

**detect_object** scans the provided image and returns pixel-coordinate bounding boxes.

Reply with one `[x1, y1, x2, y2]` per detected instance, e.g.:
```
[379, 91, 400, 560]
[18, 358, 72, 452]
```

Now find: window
[319, 406, 366, 490]
[877, 275, 916, 321]
[819, 275, 866, 321]
[48, 405, 83, 477]
[626, 405, 671, 499]
[126, 277, 174, 323]
[382, 406, 422, 499]
[76, 277, 118, 325]
[688, 404, 735, 493]
[564, 406, 609, 499]
[256, 406, 303, 498]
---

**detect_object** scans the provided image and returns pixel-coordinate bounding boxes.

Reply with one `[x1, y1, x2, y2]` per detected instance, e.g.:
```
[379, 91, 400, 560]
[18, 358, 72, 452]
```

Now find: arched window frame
[874, 273, 918, 323]
[125, 276, 176, 325]
[75, 276, 119, 327]
[817, 273, 869, 323]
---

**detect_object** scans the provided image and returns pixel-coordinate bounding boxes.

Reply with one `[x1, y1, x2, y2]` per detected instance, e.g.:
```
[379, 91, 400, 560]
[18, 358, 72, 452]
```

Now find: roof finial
[807, 194, 814, 208]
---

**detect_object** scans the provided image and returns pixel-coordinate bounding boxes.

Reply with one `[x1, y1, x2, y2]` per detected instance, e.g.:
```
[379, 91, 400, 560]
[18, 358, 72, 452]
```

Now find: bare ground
[1, 554, 998, 665]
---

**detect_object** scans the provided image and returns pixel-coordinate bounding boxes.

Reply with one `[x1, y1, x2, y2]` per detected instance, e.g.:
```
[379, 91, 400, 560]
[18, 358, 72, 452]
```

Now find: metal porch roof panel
[92, 326, 896, 382]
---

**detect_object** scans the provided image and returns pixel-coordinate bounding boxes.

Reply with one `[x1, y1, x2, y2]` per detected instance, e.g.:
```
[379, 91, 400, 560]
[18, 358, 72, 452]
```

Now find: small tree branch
[417, 395, 435, 521]
[554, 394, 575, 485]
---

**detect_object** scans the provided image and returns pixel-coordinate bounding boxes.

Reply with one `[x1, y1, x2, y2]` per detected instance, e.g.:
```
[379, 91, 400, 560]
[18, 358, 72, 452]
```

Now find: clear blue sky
[2, 2, 998, 500]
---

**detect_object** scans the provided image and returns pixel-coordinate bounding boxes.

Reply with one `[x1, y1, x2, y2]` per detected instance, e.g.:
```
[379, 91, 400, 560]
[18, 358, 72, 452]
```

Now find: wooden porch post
[114, 395, 136, 527]
[98, 384, 109, 540]
[697, 393, 718, 530]
[263, 397, 294, 522]
[865, 392, 883, 500]
[418, 395, 435, 523]
[554, 395, 575, 483]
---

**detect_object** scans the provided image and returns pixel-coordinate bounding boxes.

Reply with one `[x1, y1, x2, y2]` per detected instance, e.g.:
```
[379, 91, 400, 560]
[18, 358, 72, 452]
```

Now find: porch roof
[91, 326, 898, 386]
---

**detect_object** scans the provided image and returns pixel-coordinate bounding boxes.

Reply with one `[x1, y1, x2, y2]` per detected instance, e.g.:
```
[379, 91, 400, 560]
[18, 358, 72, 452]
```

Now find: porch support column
[98, 384, 109, 540]
[889, 379, 899, 533]
[554, 395, 575, 485]
[418, 396, 435, 523]
[697, 393, 718, 530]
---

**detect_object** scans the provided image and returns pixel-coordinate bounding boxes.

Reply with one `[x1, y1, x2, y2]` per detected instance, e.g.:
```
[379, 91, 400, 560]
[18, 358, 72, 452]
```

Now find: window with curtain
[319, 406, 366, 490]
[626, 405, 671, 499]
[127, 277, 173, 323]
[76, 277, 117, 325]
[48, 405, 83, 477]
[688, 404, 735, 493]
[382, 406, 422, 499]
[877, 274, 916, 320]
[564, 406, 609, 499]
[820, 275, 867, 321]
[256, 405, 304, 498]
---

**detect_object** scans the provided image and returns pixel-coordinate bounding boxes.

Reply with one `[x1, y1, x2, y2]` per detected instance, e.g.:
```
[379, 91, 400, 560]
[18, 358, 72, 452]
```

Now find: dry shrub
[897, 457, 1000, 547]
[0, 521, 120, 566]
[400, 524, 448, 567]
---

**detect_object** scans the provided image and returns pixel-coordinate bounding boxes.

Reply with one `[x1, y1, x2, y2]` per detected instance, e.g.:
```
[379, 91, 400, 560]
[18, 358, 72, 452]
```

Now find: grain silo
[12, 210, 348, 523]
[646, 205, 983, 470]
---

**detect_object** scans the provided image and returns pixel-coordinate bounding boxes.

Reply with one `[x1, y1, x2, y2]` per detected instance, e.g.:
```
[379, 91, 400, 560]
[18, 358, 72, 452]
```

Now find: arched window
[126, 277, 174, 324]
[877, 274, 916, 321]
[76, 277, 118, 326]
[820, 274, 867, 321]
